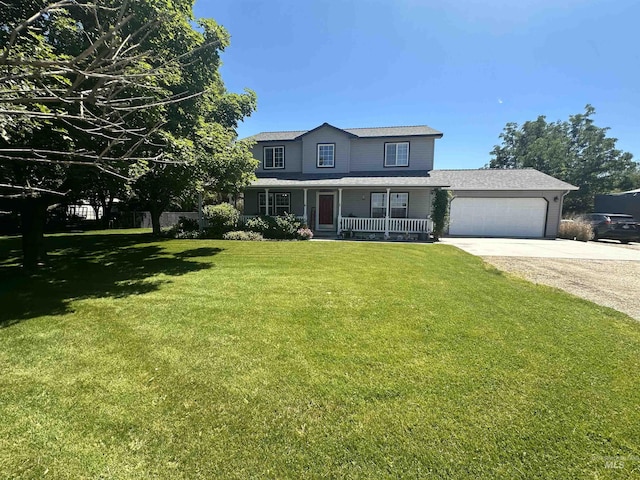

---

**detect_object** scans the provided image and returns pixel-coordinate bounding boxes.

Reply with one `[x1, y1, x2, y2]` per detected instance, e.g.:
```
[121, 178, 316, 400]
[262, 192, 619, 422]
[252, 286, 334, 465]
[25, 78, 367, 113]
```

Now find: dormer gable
[294, 122, 358, 140]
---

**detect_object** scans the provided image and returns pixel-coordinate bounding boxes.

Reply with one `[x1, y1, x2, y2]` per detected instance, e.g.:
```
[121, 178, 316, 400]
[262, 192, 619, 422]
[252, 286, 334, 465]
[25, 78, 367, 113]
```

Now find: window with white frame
[371, 193, 386, 218]
[264, 146, 285, 169]
[370, 192, 409, 218]
[384, 142, 409, 167]
[258, 192, 290, 215]
[317, 143, 335, 167]
[390, 193, 409, 218]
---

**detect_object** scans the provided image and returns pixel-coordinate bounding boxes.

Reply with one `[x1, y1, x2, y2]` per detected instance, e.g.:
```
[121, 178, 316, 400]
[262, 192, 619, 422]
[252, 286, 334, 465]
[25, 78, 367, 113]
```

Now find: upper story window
[264, 146, 285, 169]
[384, 142, 409, 167]
[317, 143, 335, 168]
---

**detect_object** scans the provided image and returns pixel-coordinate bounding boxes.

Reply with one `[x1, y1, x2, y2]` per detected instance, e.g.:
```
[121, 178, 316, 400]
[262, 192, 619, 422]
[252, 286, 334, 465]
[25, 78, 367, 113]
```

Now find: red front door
[318, 194, 334, 226]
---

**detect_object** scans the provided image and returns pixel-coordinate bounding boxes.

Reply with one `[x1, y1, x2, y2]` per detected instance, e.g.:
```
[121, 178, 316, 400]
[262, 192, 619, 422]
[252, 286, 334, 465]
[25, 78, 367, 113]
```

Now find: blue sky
[194, 0, 639, 169]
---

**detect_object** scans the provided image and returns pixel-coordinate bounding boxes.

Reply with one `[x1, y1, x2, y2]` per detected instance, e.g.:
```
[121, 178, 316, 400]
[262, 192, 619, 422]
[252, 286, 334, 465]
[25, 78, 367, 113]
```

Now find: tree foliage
[0, 0, 257, 263]
[488, 105, 639, 212]
[431, 188, 450, 240]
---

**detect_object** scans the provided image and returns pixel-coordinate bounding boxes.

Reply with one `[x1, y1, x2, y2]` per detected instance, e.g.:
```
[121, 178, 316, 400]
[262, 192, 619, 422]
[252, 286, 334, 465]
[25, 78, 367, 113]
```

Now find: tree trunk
[20, 197, 48, 270]
[90, 203, 101, 222]
[100, 196, 114, 229]
[150, 206, 162, 235]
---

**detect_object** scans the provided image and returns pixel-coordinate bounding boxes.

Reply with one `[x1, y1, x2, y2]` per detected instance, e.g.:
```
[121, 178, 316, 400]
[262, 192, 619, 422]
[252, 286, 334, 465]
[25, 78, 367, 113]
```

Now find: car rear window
[609, 215, 635, 222]
[613, 223, 638, 230]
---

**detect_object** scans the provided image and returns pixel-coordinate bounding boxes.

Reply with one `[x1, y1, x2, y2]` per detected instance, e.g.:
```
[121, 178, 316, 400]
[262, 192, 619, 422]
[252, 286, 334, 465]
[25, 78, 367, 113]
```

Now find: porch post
[265, 188, 269, 216]
[337, 188, 343, 235]
[384, 188, 391, 237]
[303, 188, 308, 224]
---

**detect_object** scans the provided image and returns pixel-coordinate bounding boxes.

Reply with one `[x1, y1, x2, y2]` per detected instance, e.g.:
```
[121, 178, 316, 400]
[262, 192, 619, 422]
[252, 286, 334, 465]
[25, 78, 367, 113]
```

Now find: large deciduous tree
[0, 0, 256, 266]
[488, 105, 639, 213]
[132, 91, 257, 236]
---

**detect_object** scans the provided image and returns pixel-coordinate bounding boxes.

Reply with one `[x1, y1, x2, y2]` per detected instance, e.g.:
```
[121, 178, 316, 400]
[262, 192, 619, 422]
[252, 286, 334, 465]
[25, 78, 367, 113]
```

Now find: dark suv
[579, 213, 640, 244]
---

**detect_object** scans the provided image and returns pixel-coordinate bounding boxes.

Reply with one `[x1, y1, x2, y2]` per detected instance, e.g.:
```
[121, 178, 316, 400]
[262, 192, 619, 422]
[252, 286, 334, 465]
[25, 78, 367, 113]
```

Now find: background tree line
[488, 105, 639, 213]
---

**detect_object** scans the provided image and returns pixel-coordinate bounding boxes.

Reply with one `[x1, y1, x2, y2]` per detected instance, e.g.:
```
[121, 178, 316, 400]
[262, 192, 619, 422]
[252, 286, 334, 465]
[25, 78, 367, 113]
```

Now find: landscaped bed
[1, 230, 639, 478]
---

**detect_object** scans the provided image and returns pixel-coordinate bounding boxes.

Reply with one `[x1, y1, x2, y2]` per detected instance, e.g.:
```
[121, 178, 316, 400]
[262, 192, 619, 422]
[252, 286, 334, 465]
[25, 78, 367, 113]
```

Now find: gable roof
[246, 124, 443, 142]
[293, 122, 358, 140]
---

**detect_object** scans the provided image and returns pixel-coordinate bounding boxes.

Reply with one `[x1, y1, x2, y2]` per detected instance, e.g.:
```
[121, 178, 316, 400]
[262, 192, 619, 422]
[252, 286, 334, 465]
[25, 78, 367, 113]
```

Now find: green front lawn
[1, 231, 639, 479]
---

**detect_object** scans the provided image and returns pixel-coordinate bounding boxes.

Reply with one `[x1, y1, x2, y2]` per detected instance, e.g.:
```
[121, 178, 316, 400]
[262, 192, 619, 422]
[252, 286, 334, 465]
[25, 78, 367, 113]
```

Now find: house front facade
[243, 123, 578, 238]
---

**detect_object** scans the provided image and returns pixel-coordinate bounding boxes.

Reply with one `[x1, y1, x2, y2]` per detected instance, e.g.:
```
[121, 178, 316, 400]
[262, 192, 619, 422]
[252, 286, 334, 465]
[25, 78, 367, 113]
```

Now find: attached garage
[428, 169, 579, 238]
[449, 197, 547, 237]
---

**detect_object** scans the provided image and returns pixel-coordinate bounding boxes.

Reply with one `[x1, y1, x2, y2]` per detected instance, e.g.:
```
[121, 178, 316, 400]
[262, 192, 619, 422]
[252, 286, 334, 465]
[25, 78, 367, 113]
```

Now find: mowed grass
[1, 231, 639, 479]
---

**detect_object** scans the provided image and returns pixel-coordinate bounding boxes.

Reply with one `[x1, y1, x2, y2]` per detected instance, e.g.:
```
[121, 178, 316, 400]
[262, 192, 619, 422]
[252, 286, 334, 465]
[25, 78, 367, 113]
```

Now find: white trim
[263, 146, 285, 170]
[317, 143, 335, 168]
[337, 188, 343, 234]
[303, 188, 308, 224]
[384, 187, 391, 237]
[315, 191, 336, 231]
[384, 142, 410, 167]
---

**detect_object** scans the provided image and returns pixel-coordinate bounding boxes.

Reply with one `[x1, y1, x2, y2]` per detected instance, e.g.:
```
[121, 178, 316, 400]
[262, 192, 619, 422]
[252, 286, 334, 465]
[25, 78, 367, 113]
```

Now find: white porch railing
[339, 217, 431, 234]
[339, 217, 386, 232]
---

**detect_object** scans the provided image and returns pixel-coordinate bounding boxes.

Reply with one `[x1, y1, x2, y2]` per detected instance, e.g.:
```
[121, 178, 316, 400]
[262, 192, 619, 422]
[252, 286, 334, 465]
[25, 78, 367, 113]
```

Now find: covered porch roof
[249, 171, 449, 189]
[249, 168, 578, 191]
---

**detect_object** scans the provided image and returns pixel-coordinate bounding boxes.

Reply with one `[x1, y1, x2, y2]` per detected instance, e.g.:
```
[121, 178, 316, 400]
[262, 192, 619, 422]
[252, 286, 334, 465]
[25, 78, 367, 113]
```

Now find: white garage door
[449, 197, 547, 237]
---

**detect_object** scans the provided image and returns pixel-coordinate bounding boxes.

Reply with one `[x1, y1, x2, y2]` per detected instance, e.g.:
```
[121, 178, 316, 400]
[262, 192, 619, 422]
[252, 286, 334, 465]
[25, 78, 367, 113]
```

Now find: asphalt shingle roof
[430, 169, 578, 191]
[250, 169, 578, 190]
[246, 124, 443, 142]
[251, 175, 447, 188]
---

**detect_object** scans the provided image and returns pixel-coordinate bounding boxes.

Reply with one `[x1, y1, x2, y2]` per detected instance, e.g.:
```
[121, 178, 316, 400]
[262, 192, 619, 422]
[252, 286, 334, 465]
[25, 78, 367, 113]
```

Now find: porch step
[312, 231, 339, 239]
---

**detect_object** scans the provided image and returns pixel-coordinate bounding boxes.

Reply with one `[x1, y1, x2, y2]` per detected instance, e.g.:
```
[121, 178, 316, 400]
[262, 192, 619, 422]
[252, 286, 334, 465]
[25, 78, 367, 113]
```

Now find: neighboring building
[243, 123, 577, 238]
[595, 189, 640, 221]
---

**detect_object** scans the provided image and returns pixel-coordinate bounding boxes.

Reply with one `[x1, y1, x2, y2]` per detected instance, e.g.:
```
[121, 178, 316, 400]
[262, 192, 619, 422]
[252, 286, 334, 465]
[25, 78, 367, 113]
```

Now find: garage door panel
[450, 197, 546, 237]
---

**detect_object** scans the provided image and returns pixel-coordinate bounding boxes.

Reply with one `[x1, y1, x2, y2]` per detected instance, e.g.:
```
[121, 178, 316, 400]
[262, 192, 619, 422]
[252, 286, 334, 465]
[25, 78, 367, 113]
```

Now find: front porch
[243, 186, 434, 238]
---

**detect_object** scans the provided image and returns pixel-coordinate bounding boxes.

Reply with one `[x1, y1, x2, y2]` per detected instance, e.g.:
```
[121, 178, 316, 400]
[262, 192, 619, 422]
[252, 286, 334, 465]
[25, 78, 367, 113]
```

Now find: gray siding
[451, 190, 564, 238]
[253, 140, 302, 174]
[253, 132, 436, 175]
[341, 189, 431, 218]
[301, 125, 351, 173]
[350, 136, 435, 172]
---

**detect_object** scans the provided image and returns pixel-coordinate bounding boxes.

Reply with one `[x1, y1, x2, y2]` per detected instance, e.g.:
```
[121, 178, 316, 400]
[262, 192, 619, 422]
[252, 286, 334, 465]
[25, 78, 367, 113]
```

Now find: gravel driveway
[483, 256, 640, 320]
[443, 238, 640, 320]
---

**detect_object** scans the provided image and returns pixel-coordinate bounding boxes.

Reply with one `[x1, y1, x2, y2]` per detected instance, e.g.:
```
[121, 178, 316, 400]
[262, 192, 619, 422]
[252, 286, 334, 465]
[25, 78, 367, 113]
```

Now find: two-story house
[243, 123, 577, 238]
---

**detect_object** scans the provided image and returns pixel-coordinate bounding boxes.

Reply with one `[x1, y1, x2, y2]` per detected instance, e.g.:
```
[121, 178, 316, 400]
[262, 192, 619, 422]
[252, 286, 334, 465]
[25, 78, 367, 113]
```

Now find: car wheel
[592, 230, 599, 241]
